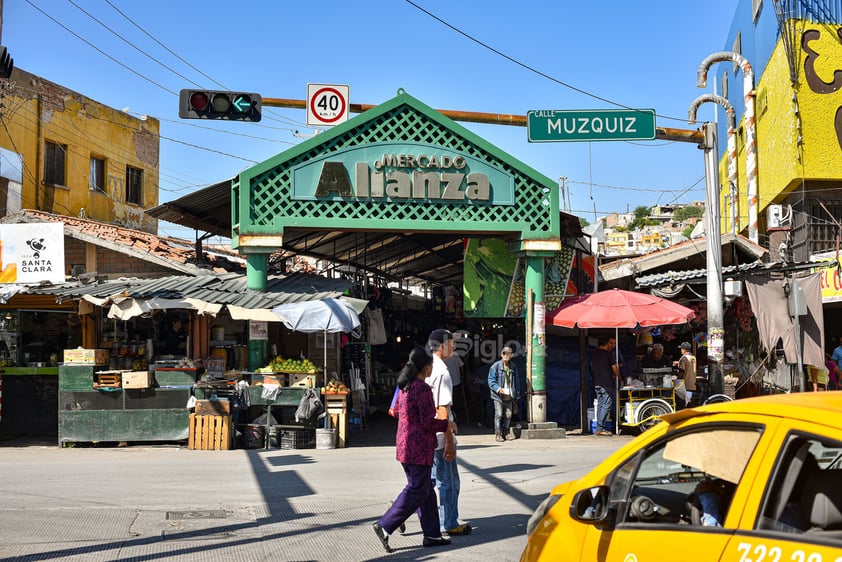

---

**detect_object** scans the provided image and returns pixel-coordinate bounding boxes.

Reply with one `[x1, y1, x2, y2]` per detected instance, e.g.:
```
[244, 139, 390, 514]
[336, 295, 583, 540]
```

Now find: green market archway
[232, 90, 563, 422]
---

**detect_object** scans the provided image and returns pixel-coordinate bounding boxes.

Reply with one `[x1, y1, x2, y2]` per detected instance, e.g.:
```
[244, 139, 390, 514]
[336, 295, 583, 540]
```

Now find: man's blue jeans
[595, 386, 614, 432]
[493, 399, 513, 435]
[432, 447, 461, 532]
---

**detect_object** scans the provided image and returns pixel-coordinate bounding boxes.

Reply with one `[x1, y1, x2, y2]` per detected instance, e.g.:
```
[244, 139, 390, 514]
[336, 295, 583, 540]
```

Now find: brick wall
[64, 238, 174, 277]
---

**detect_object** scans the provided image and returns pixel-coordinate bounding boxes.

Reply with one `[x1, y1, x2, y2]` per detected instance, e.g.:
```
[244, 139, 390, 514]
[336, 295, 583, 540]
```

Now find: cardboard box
[195, 399, 231, 416]
[288, 373, 316, 388]
[64, 348, 110, 366]
[251, 373, 284, 386]
[122, 371, 153, 389]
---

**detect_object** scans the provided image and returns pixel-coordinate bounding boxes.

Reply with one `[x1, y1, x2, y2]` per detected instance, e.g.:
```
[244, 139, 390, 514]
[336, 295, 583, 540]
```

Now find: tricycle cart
[618, 384, 676, 433]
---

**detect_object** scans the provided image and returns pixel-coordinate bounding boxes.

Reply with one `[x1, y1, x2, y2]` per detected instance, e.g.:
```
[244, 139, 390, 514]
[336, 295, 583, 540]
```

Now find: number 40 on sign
[307, 84, 350, 127]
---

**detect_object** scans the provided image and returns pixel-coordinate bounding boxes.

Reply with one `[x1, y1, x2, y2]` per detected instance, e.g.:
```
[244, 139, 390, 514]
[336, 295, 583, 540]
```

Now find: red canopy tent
[546, 288, 696, 433]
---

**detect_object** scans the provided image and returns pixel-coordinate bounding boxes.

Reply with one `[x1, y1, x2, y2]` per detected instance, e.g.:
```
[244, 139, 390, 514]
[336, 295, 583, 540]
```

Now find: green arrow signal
[232, 95, 251, 113]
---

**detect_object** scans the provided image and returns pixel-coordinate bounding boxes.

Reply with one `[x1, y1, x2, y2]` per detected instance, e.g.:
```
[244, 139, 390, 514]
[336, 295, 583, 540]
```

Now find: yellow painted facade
[718, 20, 842, 235]
[0, 68, 160, 232]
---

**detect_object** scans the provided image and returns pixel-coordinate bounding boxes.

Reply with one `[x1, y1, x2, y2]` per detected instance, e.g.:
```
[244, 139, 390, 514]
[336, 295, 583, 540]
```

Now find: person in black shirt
[642, 343, 671, 369]
[162, 316, 187, 356]
[590, 336, 619, 435]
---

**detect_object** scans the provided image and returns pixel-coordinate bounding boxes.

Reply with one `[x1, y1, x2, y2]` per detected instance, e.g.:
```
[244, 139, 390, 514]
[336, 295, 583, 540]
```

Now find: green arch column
[246, 253, 268, 291]
[525, 253, 547, 423]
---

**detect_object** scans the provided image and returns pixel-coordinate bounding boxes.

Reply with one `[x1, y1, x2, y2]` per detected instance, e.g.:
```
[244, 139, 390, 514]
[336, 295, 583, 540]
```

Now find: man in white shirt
[443, 338, 466, 423]
[427, 329, 472, 536]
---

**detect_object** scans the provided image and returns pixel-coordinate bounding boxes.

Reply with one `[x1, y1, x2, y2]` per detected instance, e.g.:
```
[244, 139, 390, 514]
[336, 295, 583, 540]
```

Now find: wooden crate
[195, 399, 231, 416]
[188, 413, 233, 450]
[93, 371, 121, 389]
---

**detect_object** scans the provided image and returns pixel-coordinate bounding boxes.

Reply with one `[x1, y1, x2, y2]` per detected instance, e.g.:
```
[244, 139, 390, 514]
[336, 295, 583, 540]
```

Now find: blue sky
[6, 0, 737, 238]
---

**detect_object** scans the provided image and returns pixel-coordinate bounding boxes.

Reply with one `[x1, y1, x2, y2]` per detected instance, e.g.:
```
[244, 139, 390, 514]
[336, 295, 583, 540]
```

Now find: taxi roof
[661, 391, 842, 427]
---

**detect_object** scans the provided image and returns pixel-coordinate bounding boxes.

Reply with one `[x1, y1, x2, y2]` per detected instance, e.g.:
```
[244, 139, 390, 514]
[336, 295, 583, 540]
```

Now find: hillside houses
[597, 201, 706, 256]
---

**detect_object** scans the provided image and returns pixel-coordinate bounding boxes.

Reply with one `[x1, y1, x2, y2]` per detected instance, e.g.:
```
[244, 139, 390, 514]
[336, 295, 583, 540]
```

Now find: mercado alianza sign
[0, 222, 65, 284]
[291, 143, 515, 204]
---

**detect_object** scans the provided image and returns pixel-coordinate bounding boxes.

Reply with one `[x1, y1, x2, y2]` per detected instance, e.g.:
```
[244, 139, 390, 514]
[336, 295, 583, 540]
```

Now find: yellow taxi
[521, 392, 842, 561]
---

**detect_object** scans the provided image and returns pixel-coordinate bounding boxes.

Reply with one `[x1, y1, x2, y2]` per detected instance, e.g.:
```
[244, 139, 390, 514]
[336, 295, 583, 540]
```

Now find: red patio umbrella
[547, 288, 696, 434]
[547, 288, 696, 329]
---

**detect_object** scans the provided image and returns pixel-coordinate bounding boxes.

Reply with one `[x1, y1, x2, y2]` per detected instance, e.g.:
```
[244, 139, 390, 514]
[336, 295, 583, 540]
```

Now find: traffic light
[0, 47, 14, 79]
[178, 89, 261, 122]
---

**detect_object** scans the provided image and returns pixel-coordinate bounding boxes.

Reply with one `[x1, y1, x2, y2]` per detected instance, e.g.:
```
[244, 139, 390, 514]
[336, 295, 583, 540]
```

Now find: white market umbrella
[271, 297, 364, 380]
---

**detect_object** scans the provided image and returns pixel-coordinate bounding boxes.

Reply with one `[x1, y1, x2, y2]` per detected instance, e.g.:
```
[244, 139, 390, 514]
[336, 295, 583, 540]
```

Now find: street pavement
[0, 414, 633, 561]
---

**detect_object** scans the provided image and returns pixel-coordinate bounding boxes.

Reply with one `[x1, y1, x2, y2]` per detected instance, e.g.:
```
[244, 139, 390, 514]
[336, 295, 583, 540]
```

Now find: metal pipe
[697, 51, 758, 243]
[263, 97, 528, 127]
[689, 93, 738, 235]
[265, 97, 707, 142]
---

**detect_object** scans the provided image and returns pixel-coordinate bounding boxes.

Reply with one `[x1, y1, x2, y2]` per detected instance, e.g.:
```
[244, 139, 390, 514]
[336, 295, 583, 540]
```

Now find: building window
[721, 70, 729, 97]
[44, 141, 66, 186]
[90, 156, 105, 192]
[126, 166, 143, 205]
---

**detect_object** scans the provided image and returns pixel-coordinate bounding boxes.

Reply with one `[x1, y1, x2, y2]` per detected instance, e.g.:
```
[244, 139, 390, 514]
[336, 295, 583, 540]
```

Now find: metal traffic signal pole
[263, 97, 705, 144]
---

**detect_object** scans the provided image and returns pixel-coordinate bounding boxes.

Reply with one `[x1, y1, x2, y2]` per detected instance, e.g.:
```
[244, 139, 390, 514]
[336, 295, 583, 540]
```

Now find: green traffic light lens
[210, 94, 231, 113]
[232, 94, 251, 113]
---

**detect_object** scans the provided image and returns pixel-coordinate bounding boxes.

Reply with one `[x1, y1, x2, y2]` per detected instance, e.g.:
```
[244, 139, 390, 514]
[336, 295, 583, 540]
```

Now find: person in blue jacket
[488, 346, 523, 442]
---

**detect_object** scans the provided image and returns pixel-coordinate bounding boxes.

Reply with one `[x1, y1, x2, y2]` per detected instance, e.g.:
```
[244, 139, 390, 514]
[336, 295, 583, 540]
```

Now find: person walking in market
[427, 328, 473, 537]
[589, 335, 619, 436]
[488, 345, 522, 442]
[373, 346, 455, 553]
[674, 342, 697, 407]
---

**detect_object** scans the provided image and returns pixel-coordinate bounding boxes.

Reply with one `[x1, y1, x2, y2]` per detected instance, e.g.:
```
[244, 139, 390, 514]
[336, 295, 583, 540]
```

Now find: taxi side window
[756, 434, 842, 537]
[610, 427, 761, 528]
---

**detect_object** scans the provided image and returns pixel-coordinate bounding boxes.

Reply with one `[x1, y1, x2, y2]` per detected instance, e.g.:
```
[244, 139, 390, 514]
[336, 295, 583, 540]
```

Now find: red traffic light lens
[189, 92, 209, 111]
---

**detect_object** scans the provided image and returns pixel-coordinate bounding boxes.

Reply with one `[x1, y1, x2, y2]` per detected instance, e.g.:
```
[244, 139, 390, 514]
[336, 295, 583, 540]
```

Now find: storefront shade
[547, 288, 696, 329]
[272, 298, 366, 379]
[271, 298, 363, 334]
[547, 288, 696, 435]
[82, 294, 222, 320]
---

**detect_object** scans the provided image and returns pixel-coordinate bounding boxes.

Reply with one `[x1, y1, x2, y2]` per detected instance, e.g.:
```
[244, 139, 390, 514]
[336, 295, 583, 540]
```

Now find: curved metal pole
[698, 51, 758, 243]
[689, 94, 739, 235]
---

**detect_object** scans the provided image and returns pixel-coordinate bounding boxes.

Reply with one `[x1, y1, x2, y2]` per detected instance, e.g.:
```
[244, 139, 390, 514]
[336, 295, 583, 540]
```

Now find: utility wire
[24, 0, 178, 95]
[102, 0, 226, 90]
[102, 0, 307, 128]
[67, 0, 202, 88]
[405, 0, 688, 124]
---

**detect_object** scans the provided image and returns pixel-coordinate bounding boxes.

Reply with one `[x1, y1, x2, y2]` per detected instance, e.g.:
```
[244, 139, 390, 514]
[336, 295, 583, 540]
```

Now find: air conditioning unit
[767, 204, 783, 228]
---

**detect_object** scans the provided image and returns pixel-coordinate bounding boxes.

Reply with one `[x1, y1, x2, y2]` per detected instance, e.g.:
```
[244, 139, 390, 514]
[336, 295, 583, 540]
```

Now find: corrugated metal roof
[635, 260, 834, 288]
[147, 180, 587, 287]
[30, 272, 352, 309]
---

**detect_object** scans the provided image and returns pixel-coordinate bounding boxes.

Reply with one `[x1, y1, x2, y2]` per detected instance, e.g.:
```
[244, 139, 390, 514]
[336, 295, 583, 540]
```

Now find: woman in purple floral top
[372, 346, 454, 552]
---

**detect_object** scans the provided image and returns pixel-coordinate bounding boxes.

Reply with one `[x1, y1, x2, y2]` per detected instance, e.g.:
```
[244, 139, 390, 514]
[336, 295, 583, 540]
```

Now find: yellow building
[719, 4, 842, 263]
[0, 67, 160, 232]
[605, 231, 633, 254]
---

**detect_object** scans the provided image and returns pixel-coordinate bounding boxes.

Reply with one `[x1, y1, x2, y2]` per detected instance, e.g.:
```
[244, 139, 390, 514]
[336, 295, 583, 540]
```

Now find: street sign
[307, 84, 350, 126]
[527, 109, 656, 142]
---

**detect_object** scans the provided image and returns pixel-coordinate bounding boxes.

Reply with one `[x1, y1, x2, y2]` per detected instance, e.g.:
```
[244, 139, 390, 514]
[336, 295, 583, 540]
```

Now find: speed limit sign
[307, 84, 350, 126]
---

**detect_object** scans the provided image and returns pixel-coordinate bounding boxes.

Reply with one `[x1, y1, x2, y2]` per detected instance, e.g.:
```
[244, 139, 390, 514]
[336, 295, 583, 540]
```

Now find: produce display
[325, 377, 348, 393]
[255, 356, 318, 374]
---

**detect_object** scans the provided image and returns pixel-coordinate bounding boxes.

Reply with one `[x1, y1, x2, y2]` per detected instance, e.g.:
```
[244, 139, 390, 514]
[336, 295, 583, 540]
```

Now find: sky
[5, 0, 738, 240]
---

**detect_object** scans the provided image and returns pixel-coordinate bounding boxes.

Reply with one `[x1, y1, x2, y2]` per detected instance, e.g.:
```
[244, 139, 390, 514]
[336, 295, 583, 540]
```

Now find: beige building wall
[0, 68, 160, 232]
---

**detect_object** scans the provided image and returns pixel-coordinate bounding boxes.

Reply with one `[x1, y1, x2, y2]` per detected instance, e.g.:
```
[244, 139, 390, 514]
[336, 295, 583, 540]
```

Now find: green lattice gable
[232, 91, 558, 247]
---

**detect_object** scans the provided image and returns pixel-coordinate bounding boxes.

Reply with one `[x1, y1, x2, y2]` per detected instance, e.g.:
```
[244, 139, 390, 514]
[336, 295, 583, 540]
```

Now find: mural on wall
[801, 26, 842, 152]
[463, 238, 587, 318]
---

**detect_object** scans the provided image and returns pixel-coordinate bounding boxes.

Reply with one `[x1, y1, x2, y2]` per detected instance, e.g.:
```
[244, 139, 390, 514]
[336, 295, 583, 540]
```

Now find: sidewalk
[0, 413, 632, 561]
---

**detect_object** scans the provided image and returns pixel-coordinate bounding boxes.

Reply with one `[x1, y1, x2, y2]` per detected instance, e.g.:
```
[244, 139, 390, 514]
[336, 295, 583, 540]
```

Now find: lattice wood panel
[236, 99, 555, 237]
